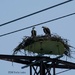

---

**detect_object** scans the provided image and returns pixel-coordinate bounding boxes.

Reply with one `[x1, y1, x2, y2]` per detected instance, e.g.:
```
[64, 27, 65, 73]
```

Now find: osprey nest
[13, 34, 71, 57]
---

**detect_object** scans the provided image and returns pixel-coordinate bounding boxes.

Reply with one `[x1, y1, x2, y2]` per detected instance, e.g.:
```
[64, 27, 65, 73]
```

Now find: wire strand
[0, 0, 73, 27]
[0, 12, 75, 37]
[56, 69, 71, 75]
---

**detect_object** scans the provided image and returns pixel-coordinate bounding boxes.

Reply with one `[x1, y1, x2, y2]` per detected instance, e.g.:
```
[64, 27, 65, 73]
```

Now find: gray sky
[0, 0, 75, 75]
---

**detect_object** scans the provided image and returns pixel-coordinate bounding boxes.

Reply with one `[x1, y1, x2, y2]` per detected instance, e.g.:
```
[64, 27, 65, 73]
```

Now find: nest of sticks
[13, 34, 71, 57]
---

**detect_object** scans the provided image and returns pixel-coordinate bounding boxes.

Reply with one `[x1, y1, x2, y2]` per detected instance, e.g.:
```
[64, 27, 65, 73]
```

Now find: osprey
[31, 27, 37, 37]
[42, 26, 51, 36]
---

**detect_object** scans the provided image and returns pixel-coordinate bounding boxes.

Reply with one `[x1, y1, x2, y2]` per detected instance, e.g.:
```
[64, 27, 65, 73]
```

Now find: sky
[0, 0, 75, 75]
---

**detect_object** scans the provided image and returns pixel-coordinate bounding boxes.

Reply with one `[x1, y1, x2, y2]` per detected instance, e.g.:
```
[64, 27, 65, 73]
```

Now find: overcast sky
[0, 0, 75, 75]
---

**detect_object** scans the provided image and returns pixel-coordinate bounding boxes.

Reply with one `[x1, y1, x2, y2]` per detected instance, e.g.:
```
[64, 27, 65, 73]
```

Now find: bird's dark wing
[43, 28, 50, 35]
[31, 30, 36, 36]
[46, 28, 50, 34]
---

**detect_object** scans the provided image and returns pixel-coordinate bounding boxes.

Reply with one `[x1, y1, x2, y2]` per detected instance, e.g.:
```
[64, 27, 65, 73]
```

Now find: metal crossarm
[0, 54, 75, 75]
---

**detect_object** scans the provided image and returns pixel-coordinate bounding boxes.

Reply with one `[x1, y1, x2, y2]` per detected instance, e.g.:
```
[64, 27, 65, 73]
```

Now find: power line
[56, 69, 71, 75]
[0, 0, 73, 27]
[0, 12, 75, 37]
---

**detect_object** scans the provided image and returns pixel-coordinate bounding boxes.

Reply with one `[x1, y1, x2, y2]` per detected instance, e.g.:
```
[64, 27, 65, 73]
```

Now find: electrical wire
[0, 12, 75, 37]
[56, 69, 71, 75]
[0, 0, 73, 27]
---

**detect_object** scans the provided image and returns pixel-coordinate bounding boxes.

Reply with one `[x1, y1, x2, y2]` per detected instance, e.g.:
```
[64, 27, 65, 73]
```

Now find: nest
[13, 34, 71, 57]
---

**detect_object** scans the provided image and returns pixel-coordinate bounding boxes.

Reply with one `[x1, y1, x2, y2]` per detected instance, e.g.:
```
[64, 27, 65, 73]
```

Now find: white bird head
[32, 26, 35, 29]
[42, 26, 48, 29]
[42, 26, 45, 28]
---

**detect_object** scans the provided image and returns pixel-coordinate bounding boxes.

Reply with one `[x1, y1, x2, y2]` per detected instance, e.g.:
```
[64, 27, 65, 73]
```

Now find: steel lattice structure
[0, 54, 75, 75]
